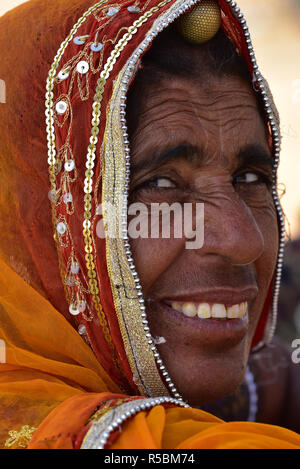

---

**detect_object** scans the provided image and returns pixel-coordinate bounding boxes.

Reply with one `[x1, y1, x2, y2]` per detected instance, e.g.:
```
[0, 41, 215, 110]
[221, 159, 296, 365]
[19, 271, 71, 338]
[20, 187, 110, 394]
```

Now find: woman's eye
[154, 177, 176, 188]
[234, 172, 271, 185]
[139, 177, 176, 190]
[130, 176, 179, 200]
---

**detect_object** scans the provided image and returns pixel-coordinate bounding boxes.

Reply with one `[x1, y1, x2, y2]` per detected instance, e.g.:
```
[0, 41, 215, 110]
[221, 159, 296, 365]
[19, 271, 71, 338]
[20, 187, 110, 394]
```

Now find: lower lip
[153, 301, 249, 347]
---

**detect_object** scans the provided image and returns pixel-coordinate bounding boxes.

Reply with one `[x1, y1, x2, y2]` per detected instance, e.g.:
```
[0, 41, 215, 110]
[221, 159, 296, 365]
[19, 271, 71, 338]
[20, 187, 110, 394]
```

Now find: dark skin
[251, 339, 300, 432]
[127, 73, 299, 422]
[202, 338, 300, 432]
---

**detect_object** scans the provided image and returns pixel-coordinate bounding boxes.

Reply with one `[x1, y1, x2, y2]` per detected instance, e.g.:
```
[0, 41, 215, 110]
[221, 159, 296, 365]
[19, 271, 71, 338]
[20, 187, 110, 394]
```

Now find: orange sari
[0, 0, 298, 449]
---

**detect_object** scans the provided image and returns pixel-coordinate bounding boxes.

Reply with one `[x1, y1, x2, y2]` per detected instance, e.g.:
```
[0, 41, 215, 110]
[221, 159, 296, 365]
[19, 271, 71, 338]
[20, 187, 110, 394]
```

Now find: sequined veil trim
[102, 72, 170, 397]
[81, 397, 189, 449]
[101, 0, 204, 399]
[45, 0, 121, 377]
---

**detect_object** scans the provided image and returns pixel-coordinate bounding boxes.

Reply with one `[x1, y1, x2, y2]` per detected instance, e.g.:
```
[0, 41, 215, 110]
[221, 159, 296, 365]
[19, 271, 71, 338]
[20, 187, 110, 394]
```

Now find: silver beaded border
[81, 396, 190, 449]
[46, 0, 194, 400]
[224, 0, 284, 350]
[114, 0, 199, 401]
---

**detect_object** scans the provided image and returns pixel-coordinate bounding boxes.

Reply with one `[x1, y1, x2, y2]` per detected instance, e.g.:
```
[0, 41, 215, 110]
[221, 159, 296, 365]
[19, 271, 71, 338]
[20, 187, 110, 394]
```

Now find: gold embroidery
[46, 0, 118, 353]
[88, 398, 130, 423]
[5, 425, 37, 449]
[45, 0, 185, 393]
[101, 0, 190, 398]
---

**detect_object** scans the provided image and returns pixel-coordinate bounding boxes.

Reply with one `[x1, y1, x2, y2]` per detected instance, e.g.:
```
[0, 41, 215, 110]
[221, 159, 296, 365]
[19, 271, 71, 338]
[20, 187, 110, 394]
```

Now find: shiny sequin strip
[46, 1, 118, 356]
[101, 0, 200, 399]
[81, 397, 190, 449]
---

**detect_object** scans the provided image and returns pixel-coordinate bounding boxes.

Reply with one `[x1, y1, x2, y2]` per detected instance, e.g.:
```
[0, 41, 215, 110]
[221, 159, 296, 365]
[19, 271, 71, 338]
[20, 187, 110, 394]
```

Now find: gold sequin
[88, 398, 128, 423]
[5, 425, 37, 449]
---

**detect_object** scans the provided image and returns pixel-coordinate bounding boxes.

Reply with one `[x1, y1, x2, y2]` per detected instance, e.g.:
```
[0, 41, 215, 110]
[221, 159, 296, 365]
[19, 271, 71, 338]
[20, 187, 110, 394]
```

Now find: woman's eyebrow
[131, 144, 203, 175]
[238, 144, 274, 169]
[131, 142, 274, 175]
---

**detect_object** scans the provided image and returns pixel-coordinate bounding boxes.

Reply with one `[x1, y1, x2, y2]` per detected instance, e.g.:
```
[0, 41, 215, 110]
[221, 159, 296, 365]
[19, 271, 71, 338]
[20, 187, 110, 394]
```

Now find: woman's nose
[196, 192, 264, 266]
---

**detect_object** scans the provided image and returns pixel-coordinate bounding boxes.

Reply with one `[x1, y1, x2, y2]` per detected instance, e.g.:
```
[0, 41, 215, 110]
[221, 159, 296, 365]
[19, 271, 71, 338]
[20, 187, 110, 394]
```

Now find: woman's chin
[156, 343, 249, 407]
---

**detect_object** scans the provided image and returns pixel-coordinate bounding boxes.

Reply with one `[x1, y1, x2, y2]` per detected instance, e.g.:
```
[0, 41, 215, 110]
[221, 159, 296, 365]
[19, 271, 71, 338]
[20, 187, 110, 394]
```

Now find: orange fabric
[112, 407, 300, 449]
[27, 393, 126, 449]
[0, 257, 121, 448]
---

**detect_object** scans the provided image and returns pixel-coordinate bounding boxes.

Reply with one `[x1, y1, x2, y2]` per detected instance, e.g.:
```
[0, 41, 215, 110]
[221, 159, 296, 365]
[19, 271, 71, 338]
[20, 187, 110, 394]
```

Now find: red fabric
[48, 0, 197, 394]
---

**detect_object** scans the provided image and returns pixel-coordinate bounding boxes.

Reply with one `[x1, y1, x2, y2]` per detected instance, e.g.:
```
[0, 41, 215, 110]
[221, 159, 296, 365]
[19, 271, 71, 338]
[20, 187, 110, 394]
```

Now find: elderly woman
[0, 0, 299, 449]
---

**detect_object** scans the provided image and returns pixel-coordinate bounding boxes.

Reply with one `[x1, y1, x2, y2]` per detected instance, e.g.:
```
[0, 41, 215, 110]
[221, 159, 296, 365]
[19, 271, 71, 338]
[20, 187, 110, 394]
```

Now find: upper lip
[157, 286, 258, 306]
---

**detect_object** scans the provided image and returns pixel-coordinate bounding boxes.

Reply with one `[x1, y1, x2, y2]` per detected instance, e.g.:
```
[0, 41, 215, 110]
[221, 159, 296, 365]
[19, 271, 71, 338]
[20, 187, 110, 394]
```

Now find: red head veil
[44, 0, 285, 397]
[0, 0, 285, 448]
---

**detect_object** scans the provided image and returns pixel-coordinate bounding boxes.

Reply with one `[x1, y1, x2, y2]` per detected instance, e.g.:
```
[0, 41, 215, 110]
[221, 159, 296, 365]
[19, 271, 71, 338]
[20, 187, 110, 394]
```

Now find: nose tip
[200, 195, 265, 266]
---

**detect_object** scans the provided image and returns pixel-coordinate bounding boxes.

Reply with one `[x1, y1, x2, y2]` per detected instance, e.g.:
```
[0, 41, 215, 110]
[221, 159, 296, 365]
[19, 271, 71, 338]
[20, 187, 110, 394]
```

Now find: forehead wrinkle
[129, 75, 269, 177]
[198, 85, 257, 101]
[139, 95, 199, 119]
[192, 101, 260, 123]
[155, 77, 257, 106]
[133, 86, 260, 138]
[217, 115, 257, 133]
[132, 107, 200, 143]
[184, 96, 260, 126]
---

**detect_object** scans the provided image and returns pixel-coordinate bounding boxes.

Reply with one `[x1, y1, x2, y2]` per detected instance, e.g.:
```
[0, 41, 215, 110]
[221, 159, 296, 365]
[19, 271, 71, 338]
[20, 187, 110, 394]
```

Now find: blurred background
[1, 0, 300, 344]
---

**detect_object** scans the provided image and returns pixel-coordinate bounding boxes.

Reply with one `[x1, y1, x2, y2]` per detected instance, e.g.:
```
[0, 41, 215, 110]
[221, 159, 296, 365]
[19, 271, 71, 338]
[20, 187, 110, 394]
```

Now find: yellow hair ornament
[177, 0, 222, 45]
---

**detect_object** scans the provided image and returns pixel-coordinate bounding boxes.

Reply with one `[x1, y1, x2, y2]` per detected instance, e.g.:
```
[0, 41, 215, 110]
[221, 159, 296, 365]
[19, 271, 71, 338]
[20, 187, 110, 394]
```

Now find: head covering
[0, 0, 285, 447]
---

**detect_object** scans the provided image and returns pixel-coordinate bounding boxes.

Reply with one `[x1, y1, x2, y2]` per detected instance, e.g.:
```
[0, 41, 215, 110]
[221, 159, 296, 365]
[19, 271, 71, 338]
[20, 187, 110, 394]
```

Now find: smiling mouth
[146, 291, 255, 348]
[165, 301, 248, 320]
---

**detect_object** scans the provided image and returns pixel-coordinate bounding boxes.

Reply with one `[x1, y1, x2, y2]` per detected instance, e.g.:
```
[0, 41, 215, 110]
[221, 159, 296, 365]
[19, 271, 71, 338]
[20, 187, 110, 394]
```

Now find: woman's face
[128, 74, 278, 406]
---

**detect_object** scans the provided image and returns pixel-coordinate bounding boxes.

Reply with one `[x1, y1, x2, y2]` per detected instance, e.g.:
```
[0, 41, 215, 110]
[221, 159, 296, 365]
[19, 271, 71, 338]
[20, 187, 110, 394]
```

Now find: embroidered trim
[4, 425, 37, 449]
[81, 397, 189, 449]
[102, 0, 199, 399]
[87, 397, 140, 423]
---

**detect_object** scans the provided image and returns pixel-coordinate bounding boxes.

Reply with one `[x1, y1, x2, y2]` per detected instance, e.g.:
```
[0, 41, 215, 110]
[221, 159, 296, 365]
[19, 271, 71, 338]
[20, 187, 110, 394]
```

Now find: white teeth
[197, 303, 211, 319]
[172, 302, 182, 313]
[240, 302, 248, 318]
[170, 301, 248, 319]
[212, 304, 227, 318]
[227, 304, 240, 318]
[182, 302, 197, 317]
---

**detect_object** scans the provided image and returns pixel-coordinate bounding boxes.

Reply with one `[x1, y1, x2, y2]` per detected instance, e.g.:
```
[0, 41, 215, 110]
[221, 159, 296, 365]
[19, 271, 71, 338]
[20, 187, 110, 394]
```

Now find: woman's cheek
[130, 236, 185, 294]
